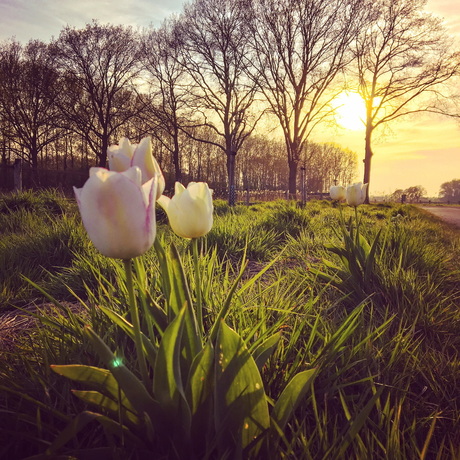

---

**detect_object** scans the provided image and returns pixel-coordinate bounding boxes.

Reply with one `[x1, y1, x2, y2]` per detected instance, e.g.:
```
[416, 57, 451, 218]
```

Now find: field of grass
[0, 189, 459, 459]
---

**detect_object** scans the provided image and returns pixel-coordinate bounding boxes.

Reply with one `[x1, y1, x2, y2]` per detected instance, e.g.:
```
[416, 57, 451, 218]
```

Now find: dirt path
[419, 206, 460, 228]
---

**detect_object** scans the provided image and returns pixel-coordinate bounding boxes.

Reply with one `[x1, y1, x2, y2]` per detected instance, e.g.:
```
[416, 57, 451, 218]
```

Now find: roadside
[417, 205, 460, 228]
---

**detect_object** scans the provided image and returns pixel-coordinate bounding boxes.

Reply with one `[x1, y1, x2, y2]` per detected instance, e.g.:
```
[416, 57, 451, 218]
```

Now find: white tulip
[346, 182, 368, 206]
[330, 185, 346, 201]
[158, 182, 213, 238]
[74, 166, 157, 259]
[107, 137, 134, 172]
[108, 136, 165, 199]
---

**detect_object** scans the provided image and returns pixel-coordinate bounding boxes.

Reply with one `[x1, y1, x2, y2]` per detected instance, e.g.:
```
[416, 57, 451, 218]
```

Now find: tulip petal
[76, 167, 155, 259]
[157, 194, 171, 211]
[108, 138, 134, 172]
[174, 182, 186, 195]
[130, 137, 165, 197]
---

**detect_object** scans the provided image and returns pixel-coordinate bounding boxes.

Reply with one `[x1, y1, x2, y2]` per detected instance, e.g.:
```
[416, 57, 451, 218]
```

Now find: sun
[333, 92, 366, 131]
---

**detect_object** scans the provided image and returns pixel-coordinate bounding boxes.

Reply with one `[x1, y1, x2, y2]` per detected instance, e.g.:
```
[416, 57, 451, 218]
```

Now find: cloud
[0, 0, 186, 42]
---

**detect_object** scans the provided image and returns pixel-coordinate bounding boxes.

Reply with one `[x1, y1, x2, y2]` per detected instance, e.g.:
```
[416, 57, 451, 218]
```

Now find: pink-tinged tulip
[74, 166, 157, 259]
[158, 182, 213, 238]
[330, 185, 346, 201]
[346, 182, 368, 206]
[107, 137, 165, 199]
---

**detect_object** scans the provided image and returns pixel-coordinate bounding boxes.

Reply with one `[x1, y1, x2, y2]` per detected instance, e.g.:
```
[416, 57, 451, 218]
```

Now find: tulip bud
[330, 185, 346, 201]
[107, 138, 134, 172]
[74, 166, 157, 259]
[158, 182, 213, 238]
[346, 182, 368, 206]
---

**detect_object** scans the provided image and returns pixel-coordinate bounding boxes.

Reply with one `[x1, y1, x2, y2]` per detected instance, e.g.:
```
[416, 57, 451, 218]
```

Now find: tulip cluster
[74, 137, 214, 259]
[330, 182, 368, 206]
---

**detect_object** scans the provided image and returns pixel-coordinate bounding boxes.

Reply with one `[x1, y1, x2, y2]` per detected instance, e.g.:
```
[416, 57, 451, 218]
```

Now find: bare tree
[0, 40, 64, 178]
[307, 143, 357, 192]
[141, 19, 189, 182]
[179, 0, 261, 205]
[353, 0, 460, 202]
[237, 136, 288, 191]
[52, 22, 143, 167]
[249, 0, 367, 198]
[439, 179, 460, 202]
[404, 185, 426, 202]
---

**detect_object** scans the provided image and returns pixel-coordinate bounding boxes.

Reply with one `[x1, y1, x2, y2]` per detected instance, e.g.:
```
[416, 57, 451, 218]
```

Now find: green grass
[0, 191, 459, 459]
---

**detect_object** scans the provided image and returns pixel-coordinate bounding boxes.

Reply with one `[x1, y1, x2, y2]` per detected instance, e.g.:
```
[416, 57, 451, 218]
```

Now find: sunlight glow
[333, 92, 366, 131]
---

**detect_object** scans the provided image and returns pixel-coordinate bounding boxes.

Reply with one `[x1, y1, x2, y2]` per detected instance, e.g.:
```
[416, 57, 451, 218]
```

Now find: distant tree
[179, 0, 261, 205]
[0, 40, 64, 177]
[353, 0, 460, 203]
[389, 189, 404, 202]
[307, 143, 357, 192]
[439, 179, 460, 202]
[237, 136, 288, 190]
[248, 0, 368, 198]
[52, 22, 143, 167]
[236, 136, 357, 193]
[404, 185, 426, 203]
[141, 19, 190, 183]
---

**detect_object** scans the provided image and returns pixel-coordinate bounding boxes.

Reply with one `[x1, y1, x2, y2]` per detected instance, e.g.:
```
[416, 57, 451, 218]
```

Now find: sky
[0, 0, 459, 197]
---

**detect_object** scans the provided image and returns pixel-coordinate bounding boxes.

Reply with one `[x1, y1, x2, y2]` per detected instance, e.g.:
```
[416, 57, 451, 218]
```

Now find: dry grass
[0, 302, 86, 354]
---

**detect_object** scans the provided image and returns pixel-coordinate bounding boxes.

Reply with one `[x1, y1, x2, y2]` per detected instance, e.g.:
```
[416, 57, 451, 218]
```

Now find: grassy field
[0, 189, 459, 459]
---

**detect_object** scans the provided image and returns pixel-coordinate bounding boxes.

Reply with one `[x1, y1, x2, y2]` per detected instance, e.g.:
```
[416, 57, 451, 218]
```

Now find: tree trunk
[227, 150, 236, 206]
[363, 103, 373, 204]
[288, 158, 298, 200]
[172, 126, 182, 183]
[31, 141, 40, 187]
[363, 129, 373, 204]
[99, 134, 109, 168]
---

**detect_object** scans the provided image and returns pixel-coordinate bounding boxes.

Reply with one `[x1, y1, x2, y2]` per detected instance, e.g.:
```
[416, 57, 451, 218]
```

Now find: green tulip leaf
[185, 342, 215, 449]
[252, 332, 282, 371]
[144, 291, 169, 334]
[186, 342, 214, 414]
[214, 321, 270, 455]
[271, 368, 316, 432]
[71, 390, 139, 426]
[364, 228, 382, 280]
[83, 326, 160, 428]
[167, 244, 192, 316]
[358, 233, 371, 257]
[50, 364, 135, 413]
[153, 305, 186, 405]
[153, 306, 192, 435]
[169, 244, 201, 351]
[98, 305, 157, 368]
[154, 237, 172, 306]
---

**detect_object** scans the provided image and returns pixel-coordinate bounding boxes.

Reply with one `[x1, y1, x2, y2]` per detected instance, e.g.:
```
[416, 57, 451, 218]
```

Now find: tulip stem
[354, 206, 361, 244]
[192, 238, 203, 334]
[123, 258, 149, 388]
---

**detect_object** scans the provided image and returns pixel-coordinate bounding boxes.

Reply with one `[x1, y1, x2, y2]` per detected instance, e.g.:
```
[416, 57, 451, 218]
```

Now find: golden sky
[362, 0, 460, 197]
[317, 1, 460, 197]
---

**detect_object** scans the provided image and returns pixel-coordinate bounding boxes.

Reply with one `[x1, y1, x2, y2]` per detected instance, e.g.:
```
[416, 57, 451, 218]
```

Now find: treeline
[0, 0, 458, 201]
